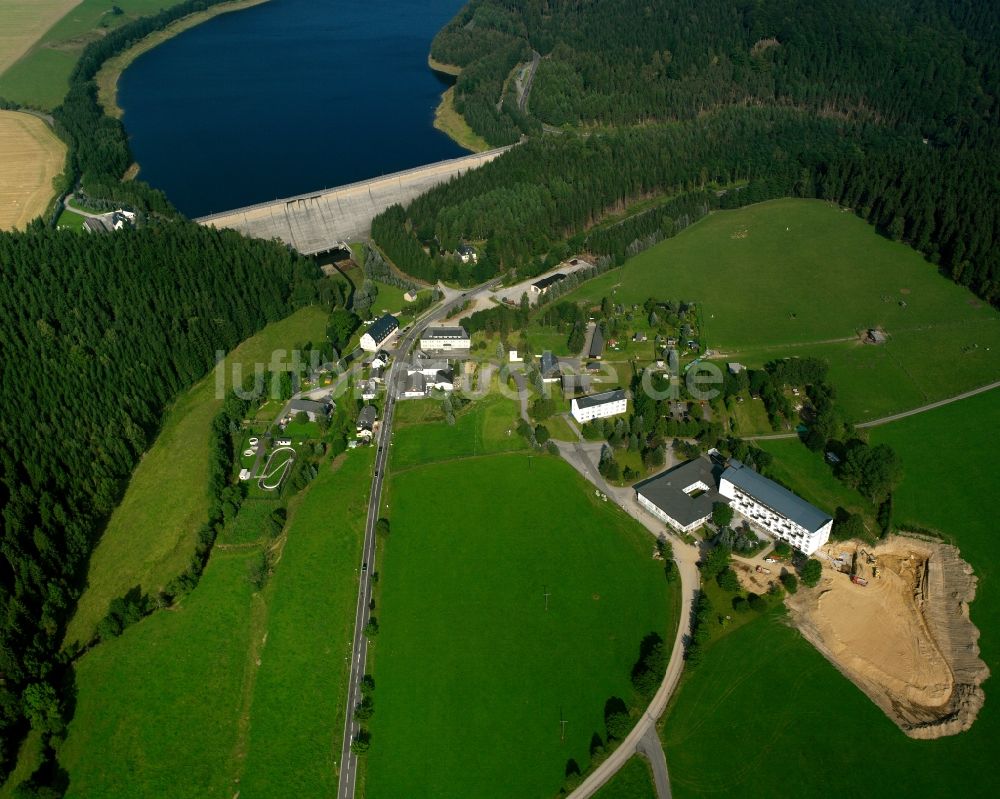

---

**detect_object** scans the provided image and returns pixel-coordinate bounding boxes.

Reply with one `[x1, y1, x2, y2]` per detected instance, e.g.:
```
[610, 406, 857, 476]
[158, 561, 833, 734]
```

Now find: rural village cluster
[246, 271, 831, 559]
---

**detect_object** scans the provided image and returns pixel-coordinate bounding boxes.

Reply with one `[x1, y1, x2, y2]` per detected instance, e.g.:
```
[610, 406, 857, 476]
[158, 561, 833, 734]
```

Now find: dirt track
[786, 535, 988, 738]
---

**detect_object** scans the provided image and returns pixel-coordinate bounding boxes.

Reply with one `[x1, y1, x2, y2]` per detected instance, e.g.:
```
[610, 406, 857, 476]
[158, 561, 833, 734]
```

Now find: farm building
[420, 326, 471, 351]
[571, 389, 627, 424]
[530, 273, 566, 296]
[356, 405, 378, 438]
[588, 326, 605, 359]
[287, 398, 330, 421]
[361, 314, 399, 352]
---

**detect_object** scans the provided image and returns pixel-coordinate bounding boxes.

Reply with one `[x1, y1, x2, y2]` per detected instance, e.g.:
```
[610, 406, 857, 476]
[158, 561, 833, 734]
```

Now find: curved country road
[748, 379, 1000, 441]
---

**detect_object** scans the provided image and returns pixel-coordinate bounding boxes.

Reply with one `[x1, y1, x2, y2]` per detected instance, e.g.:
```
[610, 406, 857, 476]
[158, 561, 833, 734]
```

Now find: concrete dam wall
[195, 146, 510, 255]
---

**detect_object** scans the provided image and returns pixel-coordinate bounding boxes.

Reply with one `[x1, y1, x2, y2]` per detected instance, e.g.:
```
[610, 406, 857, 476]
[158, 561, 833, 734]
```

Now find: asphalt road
[336, 279, 499, 799]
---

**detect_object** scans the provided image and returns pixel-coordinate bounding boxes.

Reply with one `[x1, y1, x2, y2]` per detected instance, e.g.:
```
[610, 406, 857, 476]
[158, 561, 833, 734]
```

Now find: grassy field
[757, 439, 877, 530]
[366, 454, 677, 798]
[60, 445, 372, 796]
[236, 451, 371, 796]
[65, 306, 328, 647]
[0, 0, 214, 108]
[563, 199, 1000, 420]
[593, 756, 657, 799]
[0, 110, 64, 229]
[61, 547, 261, 798]
[0, 0, 78, 76]
[95, 0, 267, 118]
[660, 388, 1000, 798]
[391, 394, 526, 469]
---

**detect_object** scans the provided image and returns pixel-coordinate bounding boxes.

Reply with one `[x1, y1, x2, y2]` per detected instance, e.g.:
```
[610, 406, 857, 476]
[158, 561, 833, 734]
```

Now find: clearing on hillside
[787, 536, 987, 739]
[366, 453, 676, 798]
[563, 199, 1000, 420]
[65, 307, 328, 647]
[0, 110, 64, 230]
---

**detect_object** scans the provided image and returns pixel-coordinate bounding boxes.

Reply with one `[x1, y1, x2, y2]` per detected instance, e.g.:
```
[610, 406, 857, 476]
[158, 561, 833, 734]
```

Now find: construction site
[785, 535, 988, 739]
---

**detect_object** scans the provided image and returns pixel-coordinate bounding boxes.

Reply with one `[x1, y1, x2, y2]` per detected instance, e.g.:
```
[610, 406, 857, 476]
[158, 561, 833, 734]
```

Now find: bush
[712, 502, 734, 528]
[716, 567, 741, 593]
[375, 518, 390, 537]
[780, 572, 799, 594]
[801, 558, 823, 587]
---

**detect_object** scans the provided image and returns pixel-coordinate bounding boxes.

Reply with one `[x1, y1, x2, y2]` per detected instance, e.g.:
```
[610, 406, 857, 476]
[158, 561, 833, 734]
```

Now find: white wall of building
[719, 478, 831, 555]
[419, 336, 471, 351]
[571, 397, 627, 424]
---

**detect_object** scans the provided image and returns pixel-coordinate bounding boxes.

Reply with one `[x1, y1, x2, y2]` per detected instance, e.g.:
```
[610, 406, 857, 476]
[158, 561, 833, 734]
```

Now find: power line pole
[543, 585, 551, 611]
[559, 707, 567, 742]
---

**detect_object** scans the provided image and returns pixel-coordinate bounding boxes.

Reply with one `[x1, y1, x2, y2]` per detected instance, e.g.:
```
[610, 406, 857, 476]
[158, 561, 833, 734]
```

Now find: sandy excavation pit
[785, 535, 988, 739]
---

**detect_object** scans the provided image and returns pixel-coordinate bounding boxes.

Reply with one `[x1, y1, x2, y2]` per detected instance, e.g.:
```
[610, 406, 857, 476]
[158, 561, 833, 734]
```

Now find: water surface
[119, 0, 466, 217]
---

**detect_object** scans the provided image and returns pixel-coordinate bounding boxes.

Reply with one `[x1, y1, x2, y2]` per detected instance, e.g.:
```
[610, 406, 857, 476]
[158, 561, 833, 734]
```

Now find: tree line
[0, 223, 326, 784]
[376, 0, 998, 305]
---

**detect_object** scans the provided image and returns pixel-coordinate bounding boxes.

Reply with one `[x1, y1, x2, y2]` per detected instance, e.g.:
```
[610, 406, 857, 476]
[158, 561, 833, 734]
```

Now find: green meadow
[0, 0, 188, 108]
[593, 756, 657, 799]
[390, 393, 526, 469]
[66, 306, 328, 647]
[563, 199, 1000, 421]
[661, 388, 1000, 798]
[61, 548, 261, 798]
[366, 453, 677, 798]
[60, 447, 373, 796]
[236, 451, 372, 797]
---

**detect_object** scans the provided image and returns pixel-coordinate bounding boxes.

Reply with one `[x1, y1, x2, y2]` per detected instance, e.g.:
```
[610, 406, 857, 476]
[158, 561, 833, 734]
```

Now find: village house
[570, 389, 628, 424]
[360, 314, 400, 352]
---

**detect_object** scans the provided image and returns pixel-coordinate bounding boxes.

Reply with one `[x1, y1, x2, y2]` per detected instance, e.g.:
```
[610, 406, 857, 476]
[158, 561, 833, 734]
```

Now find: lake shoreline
[97, 0, 272, 120]
[426, 55, 489, 153]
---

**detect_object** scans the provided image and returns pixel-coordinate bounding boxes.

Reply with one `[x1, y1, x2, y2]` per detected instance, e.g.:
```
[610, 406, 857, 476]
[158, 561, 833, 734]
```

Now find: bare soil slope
[786, 534, 988, 738]
[0, 110, 64, 229]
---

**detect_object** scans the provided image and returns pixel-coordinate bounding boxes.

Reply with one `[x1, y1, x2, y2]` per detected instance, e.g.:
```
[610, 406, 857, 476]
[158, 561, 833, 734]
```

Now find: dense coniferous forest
[390, 0, 999, 303]
[0, 224, 324, 779]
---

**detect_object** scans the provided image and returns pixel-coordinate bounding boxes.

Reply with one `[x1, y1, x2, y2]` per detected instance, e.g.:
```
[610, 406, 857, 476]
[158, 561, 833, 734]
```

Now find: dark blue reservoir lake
[118, 0, 466, 218]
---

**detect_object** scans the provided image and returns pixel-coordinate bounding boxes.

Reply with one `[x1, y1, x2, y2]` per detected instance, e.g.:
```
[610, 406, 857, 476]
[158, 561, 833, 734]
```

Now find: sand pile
[785, 534, 988, 739]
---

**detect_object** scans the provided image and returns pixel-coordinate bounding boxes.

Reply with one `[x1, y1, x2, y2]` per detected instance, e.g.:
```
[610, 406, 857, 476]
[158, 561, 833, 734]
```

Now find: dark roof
[541, 350, 560, 377]
[423, 326, 469, 340]
[357, 405, 377, 429]
[589, 326, 605, 358]
[586, 361, 602, 371]
[366, 313, 399, 344]
[406, 372, 426, 392]
[634, 457, 725, 528]
[457, 244, 476, 254]
[288, 399, 329, 416]
[562, 374, 591, 394]
[532, 273, 566, 291]
[722, 460, 832, 532]
[574, 389, 626, 410]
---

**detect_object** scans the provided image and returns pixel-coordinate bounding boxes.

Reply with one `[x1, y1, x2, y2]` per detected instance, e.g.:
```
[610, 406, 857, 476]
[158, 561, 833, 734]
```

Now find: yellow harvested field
[0, 110, 65, 230]
[0, 1, 81, 76]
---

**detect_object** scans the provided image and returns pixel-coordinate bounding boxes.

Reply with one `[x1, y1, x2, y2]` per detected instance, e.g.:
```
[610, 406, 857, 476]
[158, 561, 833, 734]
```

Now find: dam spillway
[195, 146, 510, 255]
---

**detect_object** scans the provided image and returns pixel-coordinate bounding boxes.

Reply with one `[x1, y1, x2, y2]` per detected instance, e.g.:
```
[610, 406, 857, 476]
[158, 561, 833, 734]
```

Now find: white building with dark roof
[719, 460, 833, 555]
[530, 273, 566, 295]
[419, 326, 470, 351]
[360, 314, 399, 352]
[634, 457, 725, 533]
[571, 389, 627, 424]
[634, 456, 833, 553]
